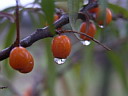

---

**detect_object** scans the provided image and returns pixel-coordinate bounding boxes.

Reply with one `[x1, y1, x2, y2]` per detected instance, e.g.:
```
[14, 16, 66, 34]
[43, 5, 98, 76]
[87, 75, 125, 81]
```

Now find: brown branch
[112, 14, 128, 20]
[0, 86, 8, 89]
[0, 14, 69, 61]
[63, 30, 111, 51]
[15, 0, 20, 47]
[95, 37, 128, 52]
[0, 12, 15, 23]
[0, 1, 99, 61]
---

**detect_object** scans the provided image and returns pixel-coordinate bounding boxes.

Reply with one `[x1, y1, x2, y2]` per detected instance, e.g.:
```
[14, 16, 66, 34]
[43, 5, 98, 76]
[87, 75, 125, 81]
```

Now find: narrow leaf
[3, 23, 16, 78]
[40, 0, 55, 35]
[68, 0, 82, 31]
[108, 3, 128, 18]
[45, 38, 57, 96]
[107, 51, 128, 93]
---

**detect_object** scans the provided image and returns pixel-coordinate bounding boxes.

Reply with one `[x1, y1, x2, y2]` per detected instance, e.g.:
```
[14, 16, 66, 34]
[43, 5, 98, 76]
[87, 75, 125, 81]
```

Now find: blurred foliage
[108, 3, 128, 18]
[0, 0, 128, 96]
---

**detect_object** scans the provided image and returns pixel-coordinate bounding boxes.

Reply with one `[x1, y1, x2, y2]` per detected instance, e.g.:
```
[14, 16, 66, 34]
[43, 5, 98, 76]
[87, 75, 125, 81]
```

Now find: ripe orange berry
[96, 8, 112, 25]
[45, 14, 60, 26]
[9, 46, 34, 73]
[80, 22, 96, 41]
[52, 35, 71, 59]
[89, 7, 99, 13]
[54, 14, 60, 21]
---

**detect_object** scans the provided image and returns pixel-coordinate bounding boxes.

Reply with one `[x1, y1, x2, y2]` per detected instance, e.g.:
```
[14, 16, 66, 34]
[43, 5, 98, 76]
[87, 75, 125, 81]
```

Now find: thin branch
[95, 37, 128, 52]
[64, 30, 111, 51]
[0, 14, 69, 61]
[0, 86, 8, 89]
[112, 14, 128, 20]
[0, 1, 104, 61]
[0, 12, 15, 23]
[15, 0, 20, 46]
[88, 0, 96, 4]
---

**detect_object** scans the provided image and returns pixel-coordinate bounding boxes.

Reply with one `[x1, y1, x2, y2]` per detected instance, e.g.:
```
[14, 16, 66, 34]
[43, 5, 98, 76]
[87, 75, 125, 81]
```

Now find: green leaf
[99, 0, 108, 9]
[40, 0, 55, 35]
[98, 0, 108, 23]
[68, 0, 83, 31]
[108, 3, 128, 18]
[0, 20, 8, 34]
[27, 12, 39, 28]
[107, 51, 128, 93]
[55, 1, 68, 12]
[3, 23, 15, 48]
[3, 23, 16, 78]
[45, 38, 57, 96]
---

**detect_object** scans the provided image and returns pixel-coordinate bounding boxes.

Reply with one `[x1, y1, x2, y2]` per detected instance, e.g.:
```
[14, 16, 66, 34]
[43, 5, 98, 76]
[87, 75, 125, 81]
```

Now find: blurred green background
[0, 0, 128, 96]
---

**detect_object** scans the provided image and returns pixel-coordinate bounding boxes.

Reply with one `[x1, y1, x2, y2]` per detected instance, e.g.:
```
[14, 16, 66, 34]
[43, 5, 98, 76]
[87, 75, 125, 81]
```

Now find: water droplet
[99, 25, 104, 28]
[80, 40, 91, 46]
[54, 58, 66, 64]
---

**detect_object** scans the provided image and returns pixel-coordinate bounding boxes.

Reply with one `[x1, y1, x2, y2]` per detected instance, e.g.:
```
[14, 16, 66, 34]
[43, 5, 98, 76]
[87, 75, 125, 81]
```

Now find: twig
[0, 76, 21, 96]
[95, 37, 128, 52]
[0, 86, 8, 89]
[0, 12, 15, 23]
[15, 0, 20, 47]
[0, 1, 105, 61]
[0, 14, 69, 61]
[64, 30, 111, 51]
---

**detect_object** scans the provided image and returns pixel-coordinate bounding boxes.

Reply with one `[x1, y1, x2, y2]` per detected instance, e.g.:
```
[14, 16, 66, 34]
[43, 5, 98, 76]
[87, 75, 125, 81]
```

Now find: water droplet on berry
[54, 58, 66, 64]
[99, 25, 104, 28]
[80, 40, 91, 46]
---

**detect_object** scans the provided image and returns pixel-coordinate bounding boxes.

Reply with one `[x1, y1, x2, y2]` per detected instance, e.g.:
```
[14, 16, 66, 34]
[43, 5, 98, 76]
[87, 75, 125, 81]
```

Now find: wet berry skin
[52, 35, 71, 59]
[80, 22, 96, 41]
[89, 7, 99, 13]
[96, 8, 112, 25]
[9, 46, 34, 73]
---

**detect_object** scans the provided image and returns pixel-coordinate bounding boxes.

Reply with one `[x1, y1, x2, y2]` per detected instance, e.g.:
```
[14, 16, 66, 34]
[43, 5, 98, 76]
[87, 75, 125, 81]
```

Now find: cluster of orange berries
[9, 6, 112, 73]
[51, 7, 112, 64]
[8, 14, 60, 73]
[80, 7, 112, 45]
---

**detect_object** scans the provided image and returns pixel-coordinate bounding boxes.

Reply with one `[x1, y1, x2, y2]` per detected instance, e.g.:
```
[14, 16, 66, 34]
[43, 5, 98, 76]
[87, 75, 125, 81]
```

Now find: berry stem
[63, 30, 111, 51]
[15, 0, 20, 47]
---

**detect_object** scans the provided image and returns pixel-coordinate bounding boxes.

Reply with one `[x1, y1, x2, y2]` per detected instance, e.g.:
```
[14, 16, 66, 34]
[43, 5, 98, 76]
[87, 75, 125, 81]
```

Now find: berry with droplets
[52, 35, 71, 59]
[80, 22, 96, 41]
[96, 8, 112, 25]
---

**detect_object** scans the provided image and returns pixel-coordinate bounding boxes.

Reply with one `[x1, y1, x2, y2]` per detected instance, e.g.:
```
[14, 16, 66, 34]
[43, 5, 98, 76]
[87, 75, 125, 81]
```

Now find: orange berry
[89, 7, 99, 13]
[80, 22, 96, 41]
[52, 35, 71, 59]
[9, 46, 34, 73]
[54, 14, 59, 21]
[96, 8, 112, 25]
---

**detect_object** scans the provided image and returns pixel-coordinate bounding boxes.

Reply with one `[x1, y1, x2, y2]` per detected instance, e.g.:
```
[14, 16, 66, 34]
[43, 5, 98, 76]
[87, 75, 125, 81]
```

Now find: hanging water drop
[80, 40, 91, 46]
[54, 58, 66, 64]
[98, 25, 104, 28]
